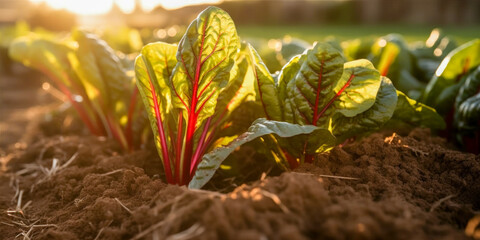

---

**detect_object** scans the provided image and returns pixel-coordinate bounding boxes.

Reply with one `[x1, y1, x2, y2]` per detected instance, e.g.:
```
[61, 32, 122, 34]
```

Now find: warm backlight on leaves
[29, 0, 222, 15]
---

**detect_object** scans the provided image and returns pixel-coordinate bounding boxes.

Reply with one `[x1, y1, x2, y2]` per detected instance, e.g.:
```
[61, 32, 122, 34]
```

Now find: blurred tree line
[147, 0, 480, 28]
[217, 0, 480, 26]
[1, 0, 478, 31]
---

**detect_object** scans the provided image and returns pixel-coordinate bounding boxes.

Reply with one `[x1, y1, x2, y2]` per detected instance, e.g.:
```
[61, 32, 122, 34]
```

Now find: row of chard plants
[7, 7, 479, 188]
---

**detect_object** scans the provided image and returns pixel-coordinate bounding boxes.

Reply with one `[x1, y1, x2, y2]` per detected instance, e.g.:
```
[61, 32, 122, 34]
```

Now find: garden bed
[1, 72, 478, 240]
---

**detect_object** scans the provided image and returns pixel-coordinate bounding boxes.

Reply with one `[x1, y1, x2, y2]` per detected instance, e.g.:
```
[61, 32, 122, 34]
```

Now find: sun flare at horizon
[29, 0, 223, 15]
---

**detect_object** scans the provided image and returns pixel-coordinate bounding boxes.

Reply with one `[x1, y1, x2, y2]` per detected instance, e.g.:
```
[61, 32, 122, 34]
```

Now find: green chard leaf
[285, 42, 345, 125]
[334, 59, 382, 117]
[370, 34, 425, 94]
[9, 36, 76, 88]
[391, 90, 446, 129]
[456, 95, 480, 131]
[9, 35, 106, 136]
[454, 66, 480, 131]
[455, 66, 480, 110]
[286, 43, 381, 127]
[171, 6, 240, 124]
[213, 43, 254, 122]
[135, 42, 178, 181]
[136, 7, 250, 186]
[423, 39, 480, 109]
[189, 118, 334, 189]
[249, 44, 283, 121]
[278, 54, 306, 122]
[72, 30, 139, 149]
[136, 42, 178, 113]
[10, 31, 148, 150]
[332, 77, 398, 143]
[342, 38, 374, 61]
[171, 6, 240, 184]
[73, 30, 131, 108]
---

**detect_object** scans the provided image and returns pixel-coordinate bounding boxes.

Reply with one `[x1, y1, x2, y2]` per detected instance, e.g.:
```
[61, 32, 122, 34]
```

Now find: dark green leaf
[423, 39, 480, 107]
[456, 94, 480, 131]
[454, 66, 480, 131]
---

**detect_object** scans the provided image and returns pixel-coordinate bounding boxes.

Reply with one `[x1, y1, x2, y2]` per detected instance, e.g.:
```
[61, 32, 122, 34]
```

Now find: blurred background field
[0, 0, 478, 44]
[237, 24, 480, 44]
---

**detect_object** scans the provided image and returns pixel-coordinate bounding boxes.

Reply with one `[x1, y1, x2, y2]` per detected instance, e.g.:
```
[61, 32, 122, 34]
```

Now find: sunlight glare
[29, 0, 114, 15]
[30, 0, 222, 15]
[157, 0, 223, 10]
[116, 0, 136, 13]
[141, 0, 222, 11]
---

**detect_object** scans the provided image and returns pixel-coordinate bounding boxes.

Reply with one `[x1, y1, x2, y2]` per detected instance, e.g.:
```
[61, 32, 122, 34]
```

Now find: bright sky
[29, 0, 223, 15]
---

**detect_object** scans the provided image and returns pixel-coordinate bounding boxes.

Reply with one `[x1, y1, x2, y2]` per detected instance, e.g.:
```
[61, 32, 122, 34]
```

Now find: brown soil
[1, 71, 479, 240]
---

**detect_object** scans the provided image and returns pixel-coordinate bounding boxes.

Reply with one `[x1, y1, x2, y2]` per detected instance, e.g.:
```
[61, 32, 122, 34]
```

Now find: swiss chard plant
[9, 30, 145, 150]
[250, 42, 399, 168]
[135, 7, 258, 186]
[253, 41, 444, 166]
[422, 39, 480, 152]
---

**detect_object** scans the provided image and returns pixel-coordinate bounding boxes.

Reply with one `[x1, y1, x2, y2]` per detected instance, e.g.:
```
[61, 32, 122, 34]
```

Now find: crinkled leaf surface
[171, 6, 240, 125]
[214, 43, 254, 119]
[278, 54, 305, 122]
[456, 95, 480, 131]
[332, 77, 398, 143]
[285, 43, 381, 127]
[136, 42, 178, 115]
[455, 66, 480, 110]
[135, 42, 178, 176]
[454, 66, 480, 131]
[286, 42, 346, 126]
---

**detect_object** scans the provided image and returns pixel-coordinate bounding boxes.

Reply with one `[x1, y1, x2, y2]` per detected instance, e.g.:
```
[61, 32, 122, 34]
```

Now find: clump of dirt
[314, 129, 479, 225]
[1, 128, 478, 240]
